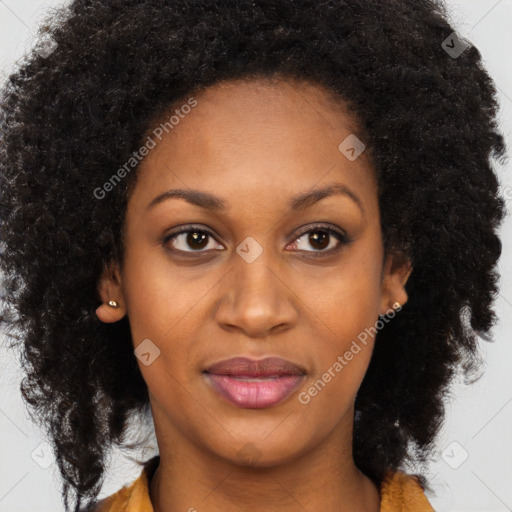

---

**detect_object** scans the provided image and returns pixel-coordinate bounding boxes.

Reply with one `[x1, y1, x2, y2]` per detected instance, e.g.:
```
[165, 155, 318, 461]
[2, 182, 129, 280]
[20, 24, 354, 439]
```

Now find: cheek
[299, 247, 382, 345]
[120, 244, 217, 397]
[296, 247, 382, 405]
[297, 308, 377, 424]
[121, 241, 208, 342]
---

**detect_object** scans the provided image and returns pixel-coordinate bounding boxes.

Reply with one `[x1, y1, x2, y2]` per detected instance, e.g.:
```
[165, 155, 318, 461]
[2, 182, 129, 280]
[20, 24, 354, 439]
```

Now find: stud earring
[108, 300, 119, 308]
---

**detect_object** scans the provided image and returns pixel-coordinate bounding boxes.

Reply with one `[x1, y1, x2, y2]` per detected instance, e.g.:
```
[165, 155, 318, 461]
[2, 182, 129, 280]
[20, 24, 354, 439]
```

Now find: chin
[216, 436, 310, 469]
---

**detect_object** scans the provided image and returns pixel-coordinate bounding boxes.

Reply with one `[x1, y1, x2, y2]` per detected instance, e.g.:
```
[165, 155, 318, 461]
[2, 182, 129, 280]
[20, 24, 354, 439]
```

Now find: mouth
[203, 356, 307, 409]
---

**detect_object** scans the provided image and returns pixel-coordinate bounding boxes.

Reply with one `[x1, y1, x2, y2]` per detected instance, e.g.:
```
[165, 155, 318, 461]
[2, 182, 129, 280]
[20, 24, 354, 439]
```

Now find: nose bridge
[236, 243, 277, 297]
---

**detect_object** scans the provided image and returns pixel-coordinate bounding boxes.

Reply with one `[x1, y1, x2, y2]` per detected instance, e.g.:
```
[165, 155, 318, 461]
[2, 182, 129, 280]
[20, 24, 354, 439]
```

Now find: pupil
[310, 231, 328, 250]
[187, 231, 207, 250]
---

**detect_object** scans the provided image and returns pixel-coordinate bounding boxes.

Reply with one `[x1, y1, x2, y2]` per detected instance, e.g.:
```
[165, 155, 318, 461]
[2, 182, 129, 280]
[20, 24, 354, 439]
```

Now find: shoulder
[379, 469, 435, 512]
[89, 456, 160, 512]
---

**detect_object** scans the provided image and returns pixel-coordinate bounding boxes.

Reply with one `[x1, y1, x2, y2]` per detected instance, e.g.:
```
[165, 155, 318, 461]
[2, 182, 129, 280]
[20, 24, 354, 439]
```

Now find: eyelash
[162, 223, 349, 258]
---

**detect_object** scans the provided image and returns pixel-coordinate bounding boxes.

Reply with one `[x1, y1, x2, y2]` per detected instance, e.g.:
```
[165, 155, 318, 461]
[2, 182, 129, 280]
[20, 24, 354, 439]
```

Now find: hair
[0, 0, 507, 510]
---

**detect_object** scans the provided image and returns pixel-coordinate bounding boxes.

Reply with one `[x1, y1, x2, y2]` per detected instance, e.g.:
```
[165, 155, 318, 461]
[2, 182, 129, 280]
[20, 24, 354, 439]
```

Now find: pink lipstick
[203, 356, 306, 409]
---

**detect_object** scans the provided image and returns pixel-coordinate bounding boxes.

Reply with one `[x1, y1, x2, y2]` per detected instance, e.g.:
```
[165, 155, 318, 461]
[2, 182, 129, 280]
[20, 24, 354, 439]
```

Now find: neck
[148, 407, 380, 512]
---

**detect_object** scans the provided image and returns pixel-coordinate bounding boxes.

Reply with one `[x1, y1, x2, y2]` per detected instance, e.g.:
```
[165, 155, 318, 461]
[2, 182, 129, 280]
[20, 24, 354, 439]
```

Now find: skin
[96, 77, 412, 512]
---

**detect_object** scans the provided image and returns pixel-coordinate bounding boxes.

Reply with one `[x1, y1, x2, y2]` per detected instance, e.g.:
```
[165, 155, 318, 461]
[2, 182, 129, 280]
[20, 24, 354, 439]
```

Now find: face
[96, 77, 411, 467]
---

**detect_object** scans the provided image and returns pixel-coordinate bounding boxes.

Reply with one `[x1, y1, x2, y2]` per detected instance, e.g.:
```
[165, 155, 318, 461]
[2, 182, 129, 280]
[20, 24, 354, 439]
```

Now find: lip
[203, 357, 307, 409]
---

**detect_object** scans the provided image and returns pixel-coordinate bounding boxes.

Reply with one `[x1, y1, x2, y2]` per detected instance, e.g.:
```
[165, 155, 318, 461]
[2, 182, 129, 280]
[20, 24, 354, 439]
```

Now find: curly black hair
[0, 0, 507, 511]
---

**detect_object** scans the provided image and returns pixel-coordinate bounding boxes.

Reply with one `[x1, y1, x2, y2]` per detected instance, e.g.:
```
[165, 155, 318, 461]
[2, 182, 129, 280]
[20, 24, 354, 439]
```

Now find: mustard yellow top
[92, 456, 435, 512]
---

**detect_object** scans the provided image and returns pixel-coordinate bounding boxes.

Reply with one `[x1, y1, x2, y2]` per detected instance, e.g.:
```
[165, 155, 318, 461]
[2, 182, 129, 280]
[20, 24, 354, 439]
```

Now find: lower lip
[204, 373, 305, 409]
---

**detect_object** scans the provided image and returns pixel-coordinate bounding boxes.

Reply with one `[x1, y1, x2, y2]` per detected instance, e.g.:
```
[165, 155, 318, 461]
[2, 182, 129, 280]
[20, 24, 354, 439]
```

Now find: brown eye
[184, 231, 208, 250]
[289, 225, 348, 255]
[163, 226, 224, 254]
[308, 231, 330, 251]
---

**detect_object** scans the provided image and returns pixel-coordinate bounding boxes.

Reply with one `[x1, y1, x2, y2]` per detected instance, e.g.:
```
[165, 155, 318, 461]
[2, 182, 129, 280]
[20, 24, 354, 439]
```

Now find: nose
[214, 246, 299, 338]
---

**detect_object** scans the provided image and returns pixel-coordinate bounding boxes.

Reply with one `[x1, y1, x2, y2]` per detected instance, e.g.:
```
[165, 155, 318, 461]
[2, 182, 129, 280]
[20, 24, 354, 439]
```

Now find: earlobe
[95, 302, 125, 323]
[379, 252, 413, 317]
[95, 262, 126, 323]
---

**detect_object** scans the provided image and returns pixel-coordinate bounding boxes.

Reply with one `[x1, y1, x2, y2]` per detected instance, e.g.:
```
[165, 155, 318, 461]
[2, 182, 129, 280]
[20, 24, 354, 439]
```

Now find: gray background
[1, 1, 511, 510]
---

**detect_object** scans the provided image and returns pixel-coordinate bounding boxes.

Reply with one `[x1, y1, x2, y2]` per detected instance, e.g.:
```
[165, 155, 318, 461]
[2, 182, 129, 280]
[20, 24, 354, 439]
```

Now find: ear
[379, 252, 413, 316]
[95, 261, 126, 323]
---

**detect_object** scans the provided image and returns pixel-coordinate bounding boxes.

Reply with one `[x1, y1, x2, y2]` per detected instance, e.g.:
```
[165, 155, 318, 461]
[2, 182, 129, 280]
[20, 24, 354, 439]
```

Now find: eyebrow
[146, 183, 364, 215]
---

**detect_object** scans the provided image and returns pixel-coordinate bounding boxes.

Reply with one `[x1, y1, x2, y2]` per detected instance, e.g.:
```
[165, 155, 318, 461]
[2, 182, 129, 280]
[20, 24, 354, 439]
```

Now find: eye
[287, 224, 348, 255]
[162, 225, 223, 254]
[162, 223, 349, 257]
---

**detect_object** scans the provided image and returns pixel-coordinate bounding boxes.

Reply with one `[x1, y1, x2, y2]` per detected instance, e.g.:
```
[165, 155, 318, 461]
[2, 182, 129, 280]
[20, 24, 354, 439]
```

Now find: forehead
[158, 77, 365, 153]
[131, 77, 377, 215]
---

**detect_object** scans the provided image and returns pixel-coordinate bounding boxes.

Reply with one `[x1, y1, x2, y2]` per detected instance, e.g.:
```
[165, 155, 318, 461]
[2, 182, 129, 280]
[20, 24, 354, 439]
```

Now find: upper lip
[204, 357, 307, 377]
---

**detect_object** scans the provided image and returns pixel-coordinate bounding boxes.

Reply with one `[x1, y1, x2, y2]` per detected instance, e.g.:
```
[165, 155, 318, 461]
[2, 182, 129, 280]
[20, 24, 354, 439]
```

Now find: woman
[0, 0, 506, 511]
